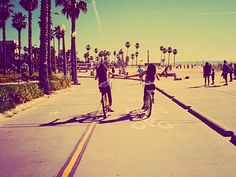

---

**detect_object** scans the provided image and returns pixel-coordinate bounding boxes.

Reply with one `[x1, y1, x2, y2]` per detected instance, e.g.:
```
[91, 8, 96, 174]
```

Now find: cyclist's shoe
[141, 105, 147, 110]
[108, 108, 114, 112]
[152, 98, 155, 104]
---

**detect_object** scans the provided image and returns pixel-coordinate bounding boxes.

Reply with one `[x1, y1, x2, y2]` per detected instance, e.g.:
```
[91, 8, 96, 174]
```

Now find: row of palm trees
[160, 46, 178, 66]
[0, 0, 89, 93]
[83, 42, 140, 67]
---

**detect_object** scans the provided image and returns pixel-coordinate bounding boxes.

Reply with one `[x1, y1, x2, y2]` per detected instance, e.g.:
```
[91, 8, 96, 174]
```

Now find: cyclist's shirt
[144, 74, 155, 90]
[96, 66, 110, 90]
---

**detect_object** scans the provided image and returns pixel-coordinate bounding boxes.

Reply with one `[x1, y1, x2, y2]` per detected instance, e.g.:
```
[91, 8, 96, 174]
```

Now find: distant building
[0, 40, 18, 71]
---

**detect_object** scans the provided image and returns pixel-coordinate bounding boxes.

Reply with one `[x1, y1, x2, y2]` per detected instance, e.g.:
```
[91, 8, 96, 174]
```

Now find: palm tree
[135, 51, 139, 65]
[173, 49, 178, 67]
[131, 54, 135, 67]
[54, 25, 62, 72]
[56, 0, 88, 84]
[50, 29, 57, 73]
[60, 25, 67, 76]
[135, 42, 139, 65]
[39, 0, 49, 94]
[47, 0, 52, 75]
[162, 48, 167, 65]
[19, 0, 38, 76]
[113, 51, 116, 61]
[0, 0, 14, 75]
[94, 48, 98, 60]
[160, 46, 164, 62]
[11, 12, 27, 73]
[167, 47, 172, 66]
[125, 41, 131, 64]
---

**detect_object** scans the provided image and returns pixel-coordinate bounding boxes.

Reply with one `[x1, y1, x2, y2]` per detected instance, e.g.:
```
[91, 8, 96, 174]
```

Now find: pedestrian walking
[203, 62, 211, 86]
[211, 68, 215, 85]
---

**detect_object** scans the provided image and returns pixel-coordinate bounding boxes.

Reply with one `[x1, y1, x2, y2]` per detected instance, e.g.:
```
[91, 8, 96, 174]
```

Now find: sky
[2, 0, 236, 64]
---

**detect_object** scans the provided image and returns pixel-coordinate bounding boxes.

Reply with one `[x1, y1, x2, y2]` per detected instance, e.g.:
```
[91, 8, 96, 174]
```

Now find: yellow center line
[61, 122, 97, 177]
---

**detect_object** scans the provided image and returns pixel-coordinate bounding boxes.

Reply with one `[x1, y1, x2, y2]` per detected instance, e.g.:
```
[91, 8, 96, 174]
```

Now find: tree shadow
[40, 109, 150, 126]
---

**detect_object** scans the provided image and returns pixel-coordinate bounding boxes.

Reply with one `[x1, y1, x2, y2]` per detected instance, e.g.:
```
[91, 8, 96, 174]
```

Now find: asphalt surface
[0, 78, 235, 177]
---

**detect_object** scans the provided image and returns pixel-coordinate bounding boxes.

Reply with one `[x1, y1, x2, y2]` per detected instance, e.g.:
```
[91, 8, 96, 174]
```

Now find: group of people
[95, 62, 159, 112]
[203, 60, 234, 86]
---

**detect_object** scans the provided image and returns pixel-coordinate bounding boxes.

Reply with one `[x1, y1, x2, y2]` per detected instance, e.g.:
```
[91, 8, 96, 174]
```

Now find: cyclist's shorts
[144, 84, 155, 91]
[99, 85, 111, 93]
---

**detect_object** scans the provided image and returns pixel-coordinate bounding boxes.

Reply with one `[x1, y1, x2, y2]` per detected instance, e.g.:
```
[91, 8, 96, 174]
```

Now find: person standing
[203, 62, 211, 86]
[229, 63, 233, 82]
[221, 60, 230, 85]
[211, 68, 215, 85]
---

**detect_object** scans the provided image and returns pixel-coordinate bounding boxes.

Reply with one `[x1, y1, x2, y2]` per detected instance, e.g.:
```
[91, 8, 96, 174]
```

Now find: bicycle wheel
[145, 93, 152, 118]
[101, 94, 107, 118]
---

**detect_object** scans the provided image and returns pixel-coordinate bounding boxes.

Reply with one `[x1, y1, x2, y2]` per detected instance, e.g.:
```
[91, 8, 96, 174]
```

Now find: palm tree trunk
[71, 4, 78, 84]
[57, 38, 60, 73]
[62, 33, 67, 76]
[52, 37, 56, 73]
[39, 0, 49, 94]
[18, 30, 22, 73]
[28, 10, 33, 76]
[47, 0, 52, 76]
[2, 21, 6, 75]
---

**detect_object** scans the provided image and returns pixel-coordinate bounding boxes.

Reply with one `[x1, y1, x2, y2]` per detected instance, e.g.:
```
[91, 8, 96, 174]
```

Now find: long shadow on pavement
[40, 109, 150, 127]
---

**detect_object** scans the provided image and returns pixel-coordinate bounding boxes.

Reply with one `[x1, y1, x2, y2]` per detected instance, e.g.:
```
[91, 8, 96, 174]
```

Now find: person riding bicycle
[95, 62, 114, 112]
[128, 64, 160, 109]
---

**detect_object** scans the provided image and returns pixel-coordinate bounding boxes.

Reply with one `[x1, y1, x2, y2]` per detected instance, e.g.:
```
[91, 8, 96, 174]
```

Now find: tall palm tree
[60, 25, 67, 76]
[173, 49, 178, 67]
[0, 0, 14, 75]
[56, 0, 88, 84]
[20, 0, 38, 76]
[135, 51, 139, 65]
[162, 48, 167, 65]
[39, 0, 49, 94]
[135, 42, 139, 65]
[113, 51, 116, 61]
[47, 0, 52, 75]
[54, 25, 62, 72]
[131, 54, 135, 67]
[160, 46, 164, 62]
[167, 47, 172, 66]
[50, 29, 57, 73]
[125, 41, 131, 64]
[11, 12, 27, 73]
[94, 48, 98, 60]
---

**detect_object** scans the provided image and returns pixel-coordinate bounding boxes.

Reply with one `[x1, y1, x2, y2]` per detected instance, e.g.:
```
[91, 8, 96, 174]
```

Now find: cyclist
[95, 62, 114, 112]
[127, 64, 160, 109]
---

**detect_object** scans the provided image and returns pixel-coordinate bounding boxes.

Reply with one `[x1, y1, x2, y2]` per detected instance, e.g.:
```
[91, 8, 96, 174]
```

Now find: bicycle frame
[101, 92, 109, 118]
[144, 90, 154, 118]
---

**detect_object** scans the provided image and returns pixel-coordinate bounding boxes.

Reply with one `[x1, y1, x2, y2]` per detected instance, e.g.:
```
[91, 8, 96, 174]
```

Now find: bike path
[0, 78, 235, 177]
[75, 79, 236, 177]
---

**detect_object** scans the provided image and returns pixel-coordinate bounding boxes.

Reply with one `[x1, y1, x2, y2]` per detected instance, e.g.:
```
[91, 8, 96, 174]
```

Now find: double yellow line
[57, 122, 97, 177]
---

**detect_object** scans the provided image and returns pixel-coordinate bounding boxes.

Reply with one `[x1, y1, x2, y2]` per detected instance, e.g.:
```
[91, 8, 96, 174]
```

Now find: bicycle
[143, 89, 154, 118]
[101, 92, 109, 118]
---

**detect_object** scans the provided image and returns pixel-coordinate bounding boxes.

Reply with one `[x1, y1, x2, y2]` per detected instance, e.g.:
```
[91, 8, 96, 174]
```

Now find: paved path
[0, 78, 235, 177]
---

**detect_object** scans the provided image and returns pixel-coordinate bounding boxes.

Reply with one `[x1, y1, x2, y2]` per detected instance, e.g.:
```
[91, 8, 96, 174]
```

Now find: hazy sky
[2, 0, 236, 63]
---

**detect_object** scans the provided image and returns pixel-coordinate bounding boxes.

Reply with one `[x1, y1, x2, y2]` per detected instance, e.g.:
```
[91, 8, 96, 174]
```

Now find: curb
[156, 86, 235, 139]
[188, 108, 234, 137]
[230, 135, 236, 146]
[172, 97, 191, 110]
